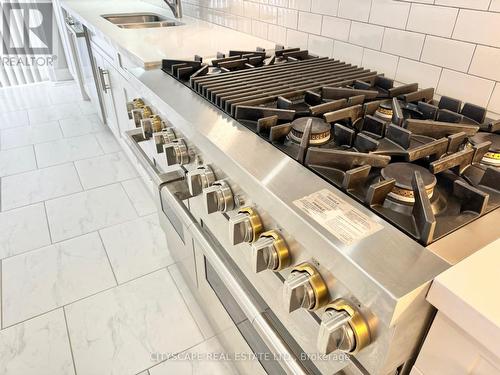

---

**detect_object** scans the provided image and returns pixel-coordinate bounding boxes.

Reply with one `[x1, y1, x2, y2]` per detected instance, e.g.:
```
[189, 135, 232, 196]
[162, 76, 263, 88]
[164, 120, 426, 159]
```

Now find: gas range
[122, 45, 499, 375]
[162, 45, 500, 246]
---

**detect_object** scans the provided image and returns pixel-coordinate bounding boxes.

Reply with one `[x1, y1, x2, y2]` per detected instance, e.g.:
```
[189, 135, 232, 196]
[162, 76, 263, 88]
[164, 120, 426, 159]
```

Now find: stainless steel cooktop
[162, 46, 500, 246]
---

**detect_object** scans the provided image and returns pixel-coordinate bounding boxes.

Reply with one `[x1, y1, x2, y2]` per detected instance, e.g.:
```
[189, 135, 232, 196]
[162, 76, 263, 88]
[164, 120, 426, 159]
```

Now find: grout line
[97, 231, 119, 286]
[485, 81, 497, 109]
[419, 34, 427, 61]
[0, 266, 168, 331]
[394, 56, 401, 81]
[32, 144, 39, 170]
[72, 161, 86, 191]
[0, 174, 140, 214]
[404, 3, 411, 30]
[367, 0, 374, 23]
[42, 201, 54, 244]
[0, 207, 143, 262]
[450, 6, 461, 38]
[91, 132, 106, 155]
[120, 180, 143, 217]
[63, 306, 79, 375]
[467, 44, 478, 73]
[435, 67, 445, 92]
[380, 27, 387, 51]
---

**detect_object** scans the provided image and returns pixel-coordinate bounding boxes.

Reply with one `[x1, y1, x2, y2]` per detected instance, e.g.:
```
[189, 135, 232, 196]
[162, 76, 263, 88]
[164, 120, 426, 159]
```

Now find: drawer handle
[98, 67, 110, 93]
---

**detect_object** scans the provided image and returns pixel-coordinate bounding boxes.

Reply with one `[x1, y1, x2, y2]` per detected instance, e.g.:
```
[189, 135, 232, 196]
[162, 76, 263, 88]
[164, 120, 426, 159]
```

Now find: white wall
[145, 0, 500, 118]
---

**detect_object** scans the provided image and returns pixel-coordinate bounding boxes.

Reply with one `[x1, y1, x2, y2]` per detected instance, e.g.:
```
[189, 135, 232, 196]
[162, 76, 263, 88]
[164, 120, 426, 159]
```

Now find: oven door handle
[160, 179, 310, 375]
[124, 128, 183, 187]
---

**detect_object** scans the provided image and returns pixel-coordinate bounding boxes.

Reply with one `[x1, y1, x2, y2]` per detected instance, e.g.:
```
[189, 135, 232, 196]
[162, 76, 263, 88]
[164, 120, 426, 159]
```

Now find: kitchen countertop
[61, 0, 275, 69]
[427, 238, 500, 357]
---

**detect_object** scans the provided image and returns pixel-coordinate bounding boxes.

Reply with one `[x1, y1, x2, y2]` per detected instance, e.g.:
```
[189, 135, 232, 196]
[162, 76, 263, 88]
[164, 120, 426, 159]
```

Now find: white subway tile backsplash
[369, 0, 410, 29]
[469, 46, 500, 82]
[308, 34, 334, 56]
[268, 24, 287, 45]
[287, 29, 309, 49]
[453, 10, 500, 48]
[298, 11, 322, 34]
[382, 29, 424, 60]
[333, 41, 364, 66]
[260, 5, 278, 23]
[243, 2, 260, 18]
[437, 69, 495, 107]
[230, 0, 244, 16]
[251, 19, 269, 39]
[362, 49, 399, 79]
[421, 36, 476, 72]
[289, 0, 311, 11]
[173, 0, 500, 115]
[321, 16, 351, 41]
[349, 22, 384, 50]
[311, 0, 338, 16]
[396, 58, 442, 89]
[236, 16, 252, 33]
[338, 0, 372, 22]
[435, 0, 490, 10]
[277, 8, 298, 28]
[407, 4, 458, 38]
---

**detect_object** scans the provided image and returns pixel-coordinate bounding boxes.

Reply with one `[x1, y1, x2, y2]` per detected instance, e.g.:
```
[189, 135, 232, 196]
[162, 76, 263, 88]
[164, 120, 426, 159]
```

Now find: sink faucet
[164, 0, 182, 18]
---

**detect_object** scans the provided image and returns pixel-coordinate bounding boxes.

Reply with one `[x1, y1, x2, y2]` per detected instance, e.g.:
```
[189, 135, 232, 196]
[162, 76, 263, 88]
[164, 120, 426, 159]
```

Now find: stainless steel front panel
[124, 128, 313, 374]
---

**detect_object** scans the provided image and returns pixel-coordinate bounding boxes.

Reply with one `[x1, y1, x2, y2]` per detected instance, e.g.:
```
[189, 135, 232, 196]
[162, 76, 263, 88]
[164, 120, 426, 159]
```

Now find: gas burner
[289, 117, 331, 145]
[470, 132, 500, 167]
[381, 163, 437, 203]
[374, 101, 393, 122]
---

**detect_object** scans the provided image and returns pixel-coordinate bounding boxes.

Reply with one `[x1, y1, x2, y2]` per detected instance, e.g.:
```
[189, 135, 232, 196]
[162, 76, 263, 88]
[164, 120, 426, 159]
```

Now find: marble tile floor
[0, 81, 239, 375]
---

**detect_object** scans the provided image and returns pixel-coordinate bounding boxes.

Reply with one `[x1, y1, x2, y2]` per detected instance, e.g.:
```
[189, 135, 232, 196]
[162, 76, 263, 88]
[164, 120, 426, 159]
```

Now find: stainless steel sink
[101, 13, 183, 29]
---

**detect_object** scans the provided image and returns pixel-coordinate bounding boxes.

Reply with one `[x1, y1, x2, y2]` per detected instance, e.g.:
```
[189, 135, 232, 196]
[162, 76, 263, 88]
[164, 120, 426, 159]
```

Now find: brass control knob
[187, 165, 216, 196]
[131, 105, 153, 128]
[126, 98, 145, 119]
[141, 115, 164, 139]
[164, 138, 190, 166]
[317, 299, 371, 355]
[204, 180, 235, 214]
[228, 207, 263, 246]
[154, 128, 177, 153]
[251, 230, 291, 273]
[283, 263, 328, 313]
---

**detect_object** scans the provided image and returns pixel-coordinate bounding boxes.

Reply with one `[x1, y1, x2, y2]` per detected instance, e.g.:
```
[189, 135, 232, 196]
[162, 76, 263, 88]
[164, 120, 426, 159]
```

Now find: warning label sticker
[293, 189, 383, 245]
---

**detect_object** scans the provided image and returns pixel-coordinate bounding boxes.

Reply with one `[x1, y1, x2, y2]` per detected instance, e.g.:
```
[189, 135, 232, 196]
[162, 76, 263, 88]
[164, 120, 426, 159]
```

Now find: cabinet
[91, 46, 119, 136]
[91, 42, 141, 138]
[412, 313, 500, 375]
[108, 67, 139, 135]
